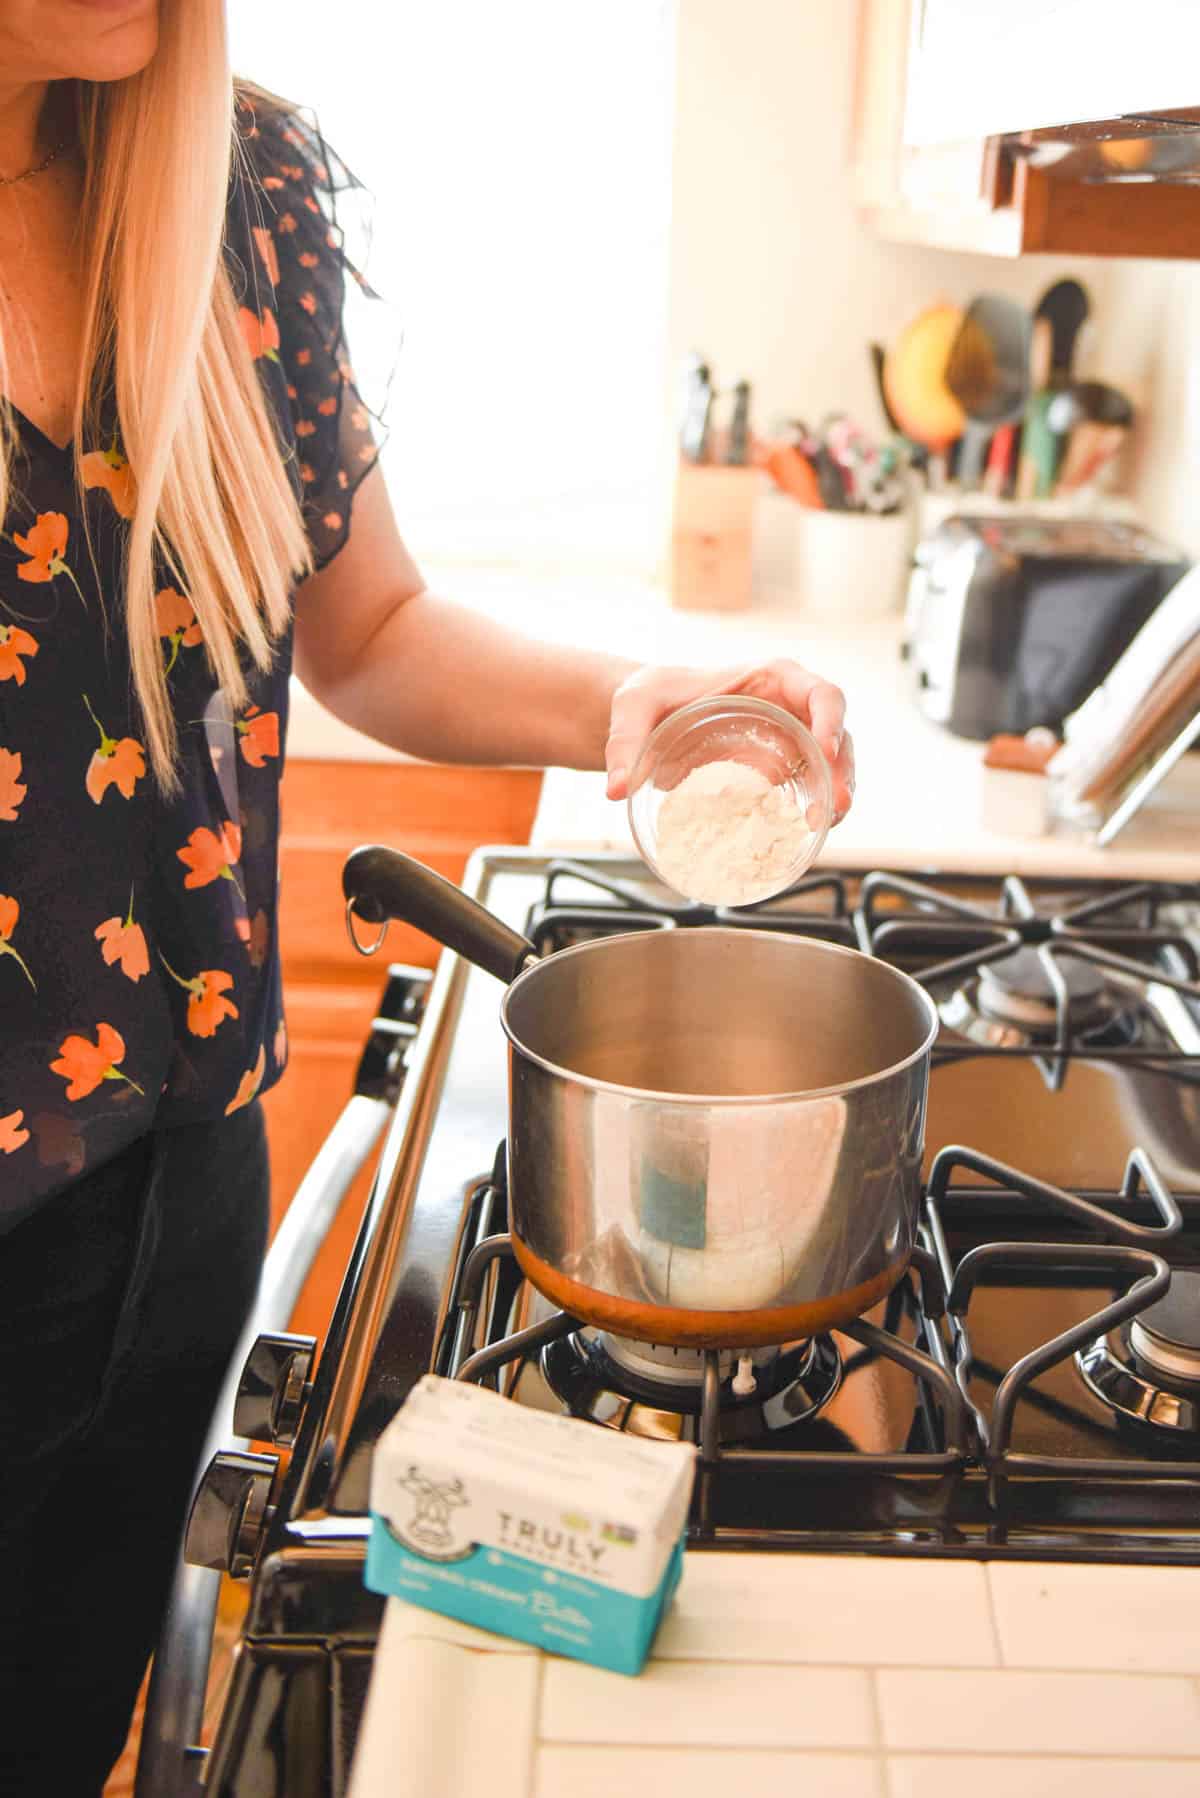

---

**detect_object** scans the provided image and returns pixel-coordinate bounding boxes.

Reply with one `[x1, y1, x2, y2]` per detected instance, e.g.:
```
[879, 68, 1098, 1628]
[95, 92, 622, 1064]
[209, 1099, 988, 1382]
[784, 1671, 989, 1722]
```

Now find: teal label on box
[366, 1514, 685, 1676]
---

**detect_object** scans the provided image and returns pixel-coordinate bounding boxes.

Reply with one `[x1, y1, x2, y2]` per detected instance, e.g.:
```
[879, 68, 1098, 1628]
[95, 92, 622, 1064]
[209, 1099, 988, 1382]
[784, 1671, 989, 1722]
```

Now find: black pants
[0, 1103, 270, 1796]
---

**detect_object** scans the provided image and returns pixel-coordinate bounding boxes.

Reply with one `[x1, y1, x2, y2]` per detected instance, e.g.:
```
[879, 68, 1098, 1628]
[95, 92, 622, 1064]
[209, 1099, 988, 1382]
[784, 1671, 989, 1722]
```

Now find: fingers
[831, 728, 855, 825]
[604, 658, 853, 817]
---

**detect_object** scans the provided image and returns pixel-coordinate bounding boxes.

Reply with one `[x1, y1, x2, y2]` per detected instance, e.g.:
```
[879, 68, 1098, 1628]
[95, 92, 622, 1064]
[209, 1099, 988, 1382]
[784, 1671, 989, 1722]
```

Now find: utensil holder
[753, 495, 912, 617]
[669, 463, 758, 613]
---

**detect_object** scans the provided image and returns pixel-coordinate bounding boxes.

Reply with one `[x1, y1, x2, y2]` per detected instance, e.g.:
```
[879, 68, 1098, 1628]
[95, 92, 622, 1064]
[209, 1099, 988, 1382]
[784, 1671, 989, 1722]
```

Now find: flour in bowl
[653, 759, 811, 906]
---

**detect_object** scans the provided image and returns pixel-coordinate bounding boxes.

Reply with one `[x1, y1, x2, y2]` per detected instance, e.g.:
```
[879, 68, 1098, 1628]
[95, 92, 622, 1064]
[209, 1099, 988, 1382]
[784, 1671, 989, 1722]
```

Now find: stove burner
[539, 1328, 842, 1444]
[1130, 1272, 1200, 1383]
[977, 949, 1108, 1031]
[1077, 1270, 1200, 1435]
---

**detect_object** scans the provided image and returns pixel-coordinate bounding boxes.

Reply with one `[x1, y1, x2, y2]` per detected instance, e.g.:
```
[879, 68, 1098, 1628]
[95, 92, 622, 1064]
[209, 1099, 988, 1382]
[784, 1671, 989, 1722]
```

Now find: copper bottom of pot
[512, 1235, 907, 1349]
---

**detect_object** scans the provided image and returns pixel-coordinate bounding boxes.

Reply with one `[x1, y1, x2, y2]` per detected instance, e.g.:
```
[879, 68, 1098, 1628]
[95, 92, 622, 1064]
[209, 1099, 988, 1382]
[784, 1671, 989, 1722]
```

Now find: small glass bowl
[627, 695, 834, 907]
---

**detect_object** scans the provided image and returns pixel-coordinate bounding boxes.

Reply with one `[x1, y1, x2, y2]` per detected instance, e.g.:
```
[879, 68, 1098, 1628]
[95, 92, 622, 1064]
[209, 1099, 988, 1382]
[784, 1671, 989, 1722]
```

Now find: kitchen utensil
[725, 379, 752, 465]
[1056, 420, 1127, 493]
[1037, 278, 1091, 386]
[343, 846, 938, 1349]
[762, 443, 823, 507]
[1017, 282, 1091, 499]
[944, 294, 1032, 490]
[679, 353, 714, 463]
[882, 303, 966, 454]
[1046, 380, 1134, 436]
[982, 421, 1017, 497]
[625, 695, 833, 904]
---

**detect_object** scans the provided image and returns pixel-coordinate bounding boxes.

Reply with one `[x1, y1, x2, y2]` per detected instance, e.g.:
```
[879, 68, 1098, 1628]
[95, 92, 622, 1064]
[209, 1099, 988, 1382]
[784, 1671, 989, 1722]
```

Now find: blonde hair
[1, 1, 311, 787]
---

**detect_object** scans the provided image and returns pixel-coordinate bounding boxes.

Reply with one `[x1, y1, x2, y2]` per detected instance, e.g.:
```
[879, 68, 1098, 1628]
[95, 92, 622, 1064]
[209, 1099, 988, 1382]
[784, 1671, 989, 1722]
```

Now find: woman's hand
[604, 660, 855, 823]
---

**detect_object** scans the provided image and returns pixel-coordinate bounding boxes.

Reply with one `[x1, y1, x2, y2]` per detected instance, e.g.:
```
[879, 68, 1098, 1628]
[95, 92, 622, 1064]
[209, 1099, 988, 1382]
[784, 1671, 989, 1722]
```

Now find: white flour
[653, 759, 810, 906]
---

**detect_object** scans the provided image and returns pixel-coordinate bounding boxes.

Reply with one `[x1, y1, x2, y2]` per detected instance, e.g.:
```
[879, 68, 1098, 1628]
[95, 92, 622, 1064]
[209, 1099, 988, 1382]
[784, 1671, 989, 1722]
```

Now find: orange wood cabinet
[262, 758, 543, 1340]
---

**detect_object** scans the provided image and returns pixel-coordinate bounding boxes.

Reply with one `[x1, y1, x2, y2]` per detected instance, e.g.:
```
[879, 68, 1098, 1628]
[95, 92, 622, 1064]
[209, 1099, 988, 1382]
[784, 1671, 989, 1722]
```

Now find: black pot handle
[343, 845, 535, 986]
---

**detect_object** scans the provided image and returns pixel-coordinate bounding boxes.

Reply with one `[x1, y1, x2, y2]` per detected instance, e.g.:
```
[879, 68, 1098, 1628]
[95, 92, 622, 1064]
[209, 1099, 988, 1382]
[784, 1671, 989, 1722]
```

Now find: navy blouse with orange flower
[0, 93, 382, 1223]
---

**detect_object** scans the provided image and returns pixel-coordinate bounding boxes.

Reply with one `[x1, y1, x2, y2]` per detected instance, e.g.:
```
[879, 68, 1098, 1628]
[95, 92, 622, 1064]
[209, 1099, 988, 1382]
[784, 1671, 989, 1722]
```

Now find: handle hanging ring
[345, 896, 389, 957]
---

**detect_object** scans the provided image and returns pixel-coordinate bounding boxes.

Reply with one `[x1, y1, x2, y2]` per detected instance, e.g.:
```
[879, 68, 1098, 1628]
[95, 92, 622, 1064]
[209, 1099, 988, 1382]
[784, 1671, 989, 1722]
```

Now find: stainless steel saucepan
[344, 846, 939, 1348]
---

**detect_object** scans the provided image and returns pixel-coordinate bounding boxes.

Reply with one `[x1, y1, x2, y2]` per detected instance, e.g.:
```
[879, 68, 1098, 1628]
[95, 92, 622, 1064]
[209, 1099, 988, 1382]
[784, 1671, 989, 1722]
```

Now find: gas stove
[184, 851, 1200, 1797]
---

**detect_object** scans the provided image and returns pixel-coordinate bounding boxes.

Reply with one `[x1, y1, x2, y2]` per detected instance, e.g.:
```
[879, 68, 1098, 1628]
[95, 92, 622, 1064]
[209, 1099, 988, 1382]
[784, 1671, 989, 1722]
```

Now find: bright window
[230, 2, 677, 575]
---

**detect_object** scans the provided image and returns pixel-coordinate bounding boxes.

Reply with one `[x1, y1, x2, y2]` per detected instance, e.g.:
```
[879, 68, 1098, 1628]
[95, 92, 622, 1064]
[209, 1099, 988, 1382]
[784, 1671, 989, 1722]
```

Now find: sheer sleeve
[234, 90, 391, 572]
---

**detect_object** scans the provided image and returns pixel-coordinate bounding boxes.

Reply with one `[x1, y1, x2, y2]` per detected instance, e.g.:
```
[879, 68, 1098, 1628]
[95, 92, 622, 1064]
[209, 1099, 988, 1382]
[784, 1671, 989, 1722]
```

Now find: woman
[0, 1, 854, 1787]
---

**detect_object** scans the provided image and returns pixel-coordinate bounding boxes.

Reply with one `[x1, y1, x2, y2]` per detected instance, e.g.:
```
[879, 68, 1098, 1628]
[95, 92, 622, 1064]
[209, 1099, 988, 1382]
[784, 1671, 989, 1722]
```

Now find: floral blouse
[0, 94, 382, 1223]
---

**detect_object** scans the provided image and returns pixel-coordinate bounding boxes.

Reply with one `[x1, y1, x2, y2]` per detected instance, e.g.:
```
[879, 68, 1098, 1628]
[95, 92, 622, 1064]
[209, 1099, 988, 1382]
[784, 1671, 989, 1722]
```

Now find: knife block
[669, 463, 758, 612]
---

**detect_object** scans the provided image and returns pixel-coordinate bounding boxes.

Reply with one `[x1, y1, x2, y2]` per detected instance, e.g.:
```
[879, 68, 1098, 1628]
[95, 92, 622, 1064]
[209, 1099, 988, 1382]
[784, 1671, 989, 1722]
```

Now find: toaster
[906, 514, 1189, 740]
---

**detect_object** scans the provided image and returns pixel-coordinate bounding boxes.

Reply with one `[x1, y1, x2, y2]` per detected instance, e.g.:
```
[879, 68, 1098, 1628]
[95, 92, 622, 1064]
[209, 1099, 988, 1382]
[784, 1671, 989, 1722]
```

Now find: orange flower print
[82, 694, 146, 804]
[0, 894, 36, 990]
[262, 174, 285, 192]
[95, 887, 149, 982]
[236, 705, 280, 768]
[295, 420, 315, 438]
[322, 512, 342, 532]
[273, 1017, 287, 1066]
[0, 748, 25, 821]
[304, 195, 320, 215]
[298, 291, 317, 316]
[337, 470, 349, 490]
[317, 396, 337, 417]
[251, 225, 280, 287]
[155, 586, 203, 673]
[160, 953, 239, 1038]
[351, 405, 369, 431]
[298, 251, 319, 269]
[225, 1044, 266, 1116]
[177, 820, 243, 890]
[238, 305, 280, 362]
[13, 512, 86, 605]
[80, 440, 137, 519]
[277, 212, 297, 235]
[0, 623, 38, 685]
[299, 462, 316, 484]
[295, 348, 312, 367]
[0, 1109, 29, 1154]
[51, 1022, 143, 1101]
[286, 384, 298, 401]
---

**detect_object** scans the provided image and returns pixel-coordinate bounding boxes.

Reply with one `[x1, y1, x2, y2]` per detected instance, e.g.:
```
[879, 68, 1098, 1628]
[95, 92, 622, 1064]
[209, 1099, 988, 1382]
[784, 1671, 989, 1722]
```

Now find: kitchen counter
[285, 564, 1200, 876]
[529, 605, 1200, 881]
[350, 1555, 1200, 1797]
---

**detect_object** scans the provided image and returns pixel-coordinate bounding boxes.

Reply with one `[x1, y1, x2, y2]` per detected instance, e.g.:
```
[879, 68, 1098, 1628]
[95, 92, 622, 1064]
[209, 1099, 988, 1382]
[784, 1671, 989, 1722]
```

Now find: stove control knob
[233, 1331, 316, 1447]
[185, 1451, 279, 1578]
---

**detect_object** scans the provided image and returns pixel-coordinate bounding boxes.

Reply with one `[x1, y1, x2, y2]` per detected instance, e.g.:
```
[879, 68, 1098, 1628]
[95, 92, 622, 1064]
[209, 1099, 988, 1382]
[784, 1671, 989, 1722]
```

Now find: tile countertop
[348, 1555, 1200, 1798]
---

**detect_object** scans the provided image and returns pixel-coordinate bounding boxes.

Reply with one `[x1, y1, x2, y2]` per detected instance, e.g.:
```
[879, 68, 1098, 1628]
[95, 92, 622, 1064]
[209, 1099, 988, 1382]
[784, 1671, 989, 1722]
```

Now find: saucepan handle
[343, 844, 536, 986]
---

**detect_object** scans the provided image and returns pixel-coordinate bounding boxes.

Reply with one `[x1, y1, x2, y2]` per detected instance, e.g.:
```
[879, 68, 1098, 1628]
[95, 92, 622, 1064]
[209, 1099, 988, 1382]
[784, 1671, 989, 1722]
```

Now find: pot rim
[498, 926, 940, 1106]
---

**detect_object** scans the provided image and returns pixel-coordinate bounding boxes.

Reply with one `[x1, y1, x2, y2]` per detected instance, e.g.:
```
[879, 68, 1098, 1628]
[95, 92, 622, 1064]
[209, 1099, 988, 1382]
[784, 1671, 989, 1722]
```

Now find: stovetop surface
[283, 854, 1200, 1560]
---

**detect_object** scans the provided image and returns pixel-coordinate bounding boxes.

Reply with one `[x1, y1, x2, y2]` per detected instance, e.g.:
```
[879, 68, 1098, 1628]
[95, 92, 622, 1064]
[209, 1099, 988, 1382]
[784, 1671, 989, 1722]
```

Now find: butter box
[366, 1375, 696, 1675]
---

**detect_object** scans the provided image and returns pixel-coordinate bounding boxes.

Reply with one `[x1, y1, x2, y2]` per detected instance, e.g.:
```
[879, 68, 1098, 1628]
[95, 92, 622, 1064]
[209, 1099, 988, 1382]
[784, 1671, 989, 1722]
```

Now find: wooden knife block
[669, 462, 758, 612]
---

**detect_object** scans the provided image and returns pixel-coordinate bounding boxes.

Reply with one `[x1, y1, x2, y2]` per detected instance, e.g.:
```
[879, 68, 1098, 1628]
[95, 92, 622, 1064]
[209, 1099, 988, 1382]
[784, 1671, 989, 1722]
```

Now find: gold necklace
[0, 139, 72, 188]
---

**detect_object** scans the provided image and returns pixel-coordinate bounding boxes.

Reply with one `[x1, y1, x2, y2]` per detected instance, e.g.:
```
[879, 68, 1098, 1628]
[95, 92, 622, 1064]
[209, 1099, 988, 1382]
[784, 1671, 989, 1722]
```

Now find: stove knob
[185, 1451, 278, 1578]
[233, 1331, 316, 1447]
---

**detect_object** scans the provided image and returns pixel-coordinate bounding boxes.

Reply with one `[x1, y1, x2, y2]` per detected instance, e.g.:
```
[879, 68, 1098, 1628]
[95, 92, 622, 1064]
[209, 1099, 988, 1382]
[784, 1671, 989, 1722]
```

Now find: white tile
[887, 1756, 1200, 1798]
[535, 1746, 884, 1798]
[876, 1668, 1200, 1755]
[654, 1553, 996, 1666]
[348, 1634, 539, 1798]
[540, 1658, 875, 1749]
[989, 1562, 1200, 1672]
[384, 1596, 538, 1654]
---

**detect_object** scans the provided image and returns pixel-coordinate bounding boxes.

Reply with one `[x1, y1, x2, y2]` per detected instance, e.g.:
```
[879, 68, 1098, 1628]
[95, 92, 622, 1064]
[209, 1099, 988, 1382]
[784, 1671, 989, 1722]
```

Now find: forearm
[307, 586, 636, 769]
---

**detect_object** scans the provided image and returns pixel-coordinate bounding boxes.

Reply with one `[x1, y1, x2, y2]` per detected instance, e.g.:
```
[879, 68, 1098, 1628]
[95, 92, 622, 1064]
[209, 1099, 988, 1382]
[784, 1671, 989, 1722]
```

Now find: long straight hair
[0, 0, 311, 787]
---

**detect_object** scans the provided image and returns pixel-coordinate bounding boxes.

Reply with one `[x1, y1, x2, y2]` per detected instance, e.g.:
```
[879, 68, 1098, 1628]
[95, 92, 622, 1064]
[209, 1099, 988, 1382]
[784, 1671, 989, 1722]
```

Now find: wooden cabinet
[855, 0, 1200, 258]
[262, 758, 542, 1341]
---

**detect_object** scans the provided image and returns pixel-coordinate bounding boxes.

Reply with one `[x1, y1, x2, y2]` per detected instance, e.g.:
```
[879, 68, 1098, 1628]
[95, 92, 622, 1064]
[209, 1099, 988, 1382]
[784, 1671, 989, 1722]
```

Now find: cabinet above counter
[856, 0, 1200, 259]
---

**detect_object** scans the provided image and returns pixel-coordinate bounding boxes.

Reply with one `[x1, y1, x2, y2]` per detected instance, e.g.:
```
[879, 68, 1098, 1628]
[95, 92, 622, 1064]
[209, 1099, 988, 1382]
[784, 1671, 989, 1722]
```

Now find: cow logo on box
[390, 1465, 471, 1561]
